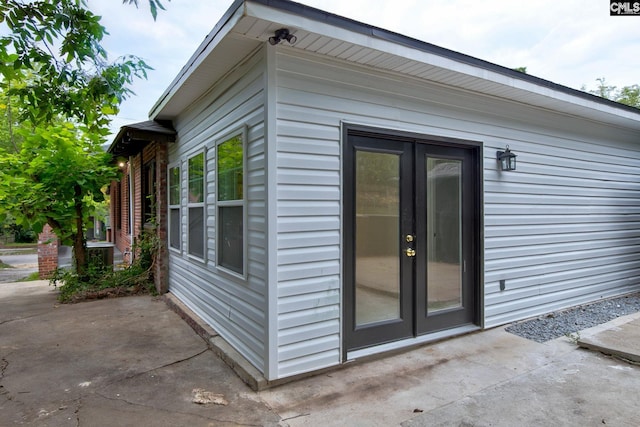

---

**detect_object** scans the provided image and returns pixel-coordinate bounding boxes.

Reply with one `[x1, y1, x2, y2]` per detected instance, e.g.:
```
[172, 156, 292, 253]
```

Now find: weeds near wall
[564, 332, 581, 344]
[50, 228, 160, 303]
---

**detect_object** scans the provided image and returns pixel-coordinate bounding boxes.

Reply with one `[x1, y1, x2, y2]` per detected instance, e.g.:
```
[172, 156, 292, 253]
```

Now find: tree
[0, 1, 165, 277]
[583, 77, 640, 108]
[616, 84, 640, 108]
[0, 0, 157, 132]
[0, 122, 118, 276]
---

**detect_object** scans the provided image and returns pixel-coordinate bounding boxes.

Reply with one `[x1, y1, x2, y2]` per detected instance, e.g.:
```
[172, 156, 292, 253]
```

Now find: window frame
[215, 127, 247, 278]
[187, 150, 206, 261]
[168, 163, 182, 253]
[142, 159, 156, 225]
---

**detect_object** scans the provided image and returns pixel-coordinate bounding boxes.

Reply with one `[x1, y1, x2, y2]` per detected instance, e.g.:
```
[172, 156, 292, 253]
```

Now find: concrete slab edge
[577, 339, 640, 364]
[163, 293, 268, 391]
[578, 311, 640, 337]
[577, 312, 640, 364]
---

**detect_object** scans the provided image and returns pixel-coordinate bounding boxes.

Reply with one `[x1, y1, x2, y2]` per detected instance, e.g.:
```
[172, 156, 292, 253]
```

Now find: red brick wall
[153, 142, 169, 293]
[37, 224, 58, 279]
[108, 141, 170, 293]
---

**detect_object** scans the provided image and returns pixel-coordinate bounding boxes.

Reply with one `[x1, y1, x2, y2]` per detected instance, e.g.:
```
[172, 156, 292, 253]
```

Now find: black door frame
[343, 124, 483, 356]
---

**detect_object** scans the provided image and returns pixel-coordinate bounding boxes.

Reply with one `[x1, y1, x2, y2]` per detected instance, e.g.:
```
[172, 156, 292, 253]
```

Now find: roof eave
[149, 0, 640, 129]
[107, 120, 176, 158]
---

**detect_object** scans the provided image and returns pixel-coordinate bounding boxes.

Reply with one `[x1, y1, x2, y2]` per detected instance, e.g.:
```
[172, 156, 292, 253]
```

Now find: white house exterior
[149, 0, 640, 381]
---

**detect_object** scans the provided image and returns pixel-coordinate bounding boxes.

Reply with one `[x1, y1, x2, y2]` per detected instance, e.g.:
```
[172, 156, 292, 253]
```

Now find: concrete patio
[1, 280, 639, 426]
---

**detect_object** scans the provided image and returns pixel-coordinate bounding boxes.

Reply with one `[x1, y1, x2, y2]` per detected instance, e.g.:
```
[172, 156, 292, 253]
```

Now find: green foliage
[123, 0, 169, 21]
[50, 223, 160, 303]
[583, 77, 640, 108]
[0, 0, 155, 131]
[133, 227, 160, 272]
[1, 214, 35, 243]
[0, 121, 118, 276]
[0, 0, 164, 277]
[0, 122, 118, 243]
[513, 66, 527, 73]
[50, 261, 154, 303]
[11, 224, 36, 243]
[0, 87, 23, 153]
[217, 135, 243, 201]
[24, 271, 41, 281]
[616, 84, 640, 108]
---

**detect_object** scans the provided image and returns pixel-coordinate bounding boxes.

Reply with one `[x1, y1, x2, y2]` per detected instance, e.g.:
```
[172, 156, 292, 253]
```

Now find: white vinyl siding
[273, 49, 640, 377]
[166, 43, 640, 381]
[167, 51, 268, 373]
[483, 140, 640, 325]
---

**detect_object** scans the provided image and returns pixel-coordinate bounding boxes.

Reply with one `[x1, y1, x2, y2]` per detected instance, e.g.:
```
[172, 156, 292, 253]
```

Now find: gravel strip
[505, 292, 640, 343]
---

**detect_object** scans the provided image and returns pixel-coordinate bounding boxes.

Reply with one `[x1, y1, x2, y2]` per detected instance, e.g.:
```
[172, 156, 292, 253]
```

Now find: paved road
[0, 251, 38, 283]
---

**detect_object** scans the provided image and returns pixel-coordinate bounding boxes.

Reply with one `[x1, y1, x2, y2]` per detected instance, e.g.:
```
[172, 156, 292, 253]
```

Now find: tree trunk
[73, 184, 87, 278]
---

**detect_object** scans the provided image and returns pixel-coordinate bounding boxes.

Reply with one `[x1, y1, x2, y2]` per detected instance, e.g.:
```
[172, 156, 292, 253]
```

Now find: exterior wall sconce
[268, 28, 297, 45]
[497, 145, 517, 171]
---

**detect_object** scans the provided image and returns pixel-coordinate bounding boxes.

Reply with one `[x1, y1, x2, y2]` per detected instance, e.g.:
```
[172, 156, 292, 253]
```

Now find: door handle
[405, 248, 416, 257]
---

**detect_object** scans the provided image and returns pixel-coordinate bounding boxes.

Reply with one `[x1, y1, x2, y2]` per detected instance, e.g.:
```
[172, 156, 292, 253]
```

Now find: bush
[13, 225, 36, 243]
[50, 262, 154, 303]
[50, 230, 160, 303]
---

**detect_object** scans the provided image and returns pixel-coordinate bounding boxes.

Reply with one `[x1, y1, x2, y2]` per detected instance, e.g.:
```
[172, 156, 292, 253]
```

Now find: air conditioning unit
[87, 242, 114, 271]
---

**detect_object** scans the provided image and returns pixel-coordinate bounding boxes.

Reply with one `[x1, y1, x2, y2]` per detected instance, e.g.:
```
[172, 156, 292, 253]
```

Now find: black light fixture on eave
[496, 145, 517, 171]
[268, 28, 297, 45]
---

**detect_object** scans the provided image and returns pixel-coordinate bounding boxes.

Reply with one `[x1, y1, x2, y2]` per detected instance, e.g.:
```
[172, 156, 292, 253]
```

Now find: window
[126, 175, 132, 235]
[168, 165, 181, 251]
[143, 160, 156, 224]
[188, 153, 205, 258]
[217, 133, 244, 274]
[115, 181, 122, 230]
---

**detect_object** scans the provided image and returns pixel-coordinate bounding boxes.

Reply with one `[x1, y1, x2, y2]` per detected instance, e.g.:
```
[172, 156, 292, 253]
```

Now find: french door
[344, 129, 480, 353]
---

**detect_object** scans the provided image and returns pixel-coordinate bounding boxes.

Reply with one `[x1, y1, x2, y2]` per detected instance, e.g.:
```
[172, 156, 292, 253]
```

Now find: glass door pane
[355, 151, 400, 325]
[425, 157, 462, 313]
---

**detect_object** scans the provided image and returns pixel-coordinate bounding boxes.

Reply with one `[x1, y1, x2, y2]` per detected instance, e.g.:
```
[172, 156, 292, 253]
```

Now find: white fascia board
[245, 1, 640, 125]
[149, 1, 247, 119]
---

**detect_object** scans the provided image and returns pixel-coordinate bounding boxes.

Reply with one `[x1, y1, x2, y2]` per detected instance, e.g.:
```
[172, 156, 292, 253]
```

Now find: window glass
[143, 160, 156, 223]
[188, 153, 204, 203]
[217, 133, 244, 274]
[188, 206, 204, 258]
[219, 206, 243, 273]
[169, 166, 180, 206]
[169, 208, 180, 250]
[188, 153, 205, 258]
[217, 136, 243, 201]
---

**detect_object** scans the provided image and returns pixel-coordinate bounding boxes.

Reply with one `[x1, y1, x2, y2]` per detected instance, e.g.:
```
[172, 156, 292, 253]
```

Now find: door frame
[342, 123, 484, 358]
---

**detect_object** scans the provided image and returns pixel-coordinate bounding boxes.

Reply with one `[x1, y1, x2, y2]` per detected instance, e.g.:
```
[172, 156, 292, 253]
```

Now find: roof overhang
[149, 0, 640, 131]
[108, 120, 176, 158]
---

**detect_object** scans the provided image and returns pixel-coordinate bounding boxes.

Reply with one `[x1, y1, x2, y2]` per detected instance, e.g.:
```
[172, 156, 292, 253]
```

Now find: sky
[90, 0, 640, 137]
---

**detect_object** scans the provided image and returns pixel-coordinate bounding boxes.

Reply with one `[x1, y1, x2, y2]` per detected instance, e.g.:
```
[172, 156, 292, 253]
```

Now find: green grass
[0, 260, 11, 269]
[23, 271, 41, 281]
[0, 242, 37, 249]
